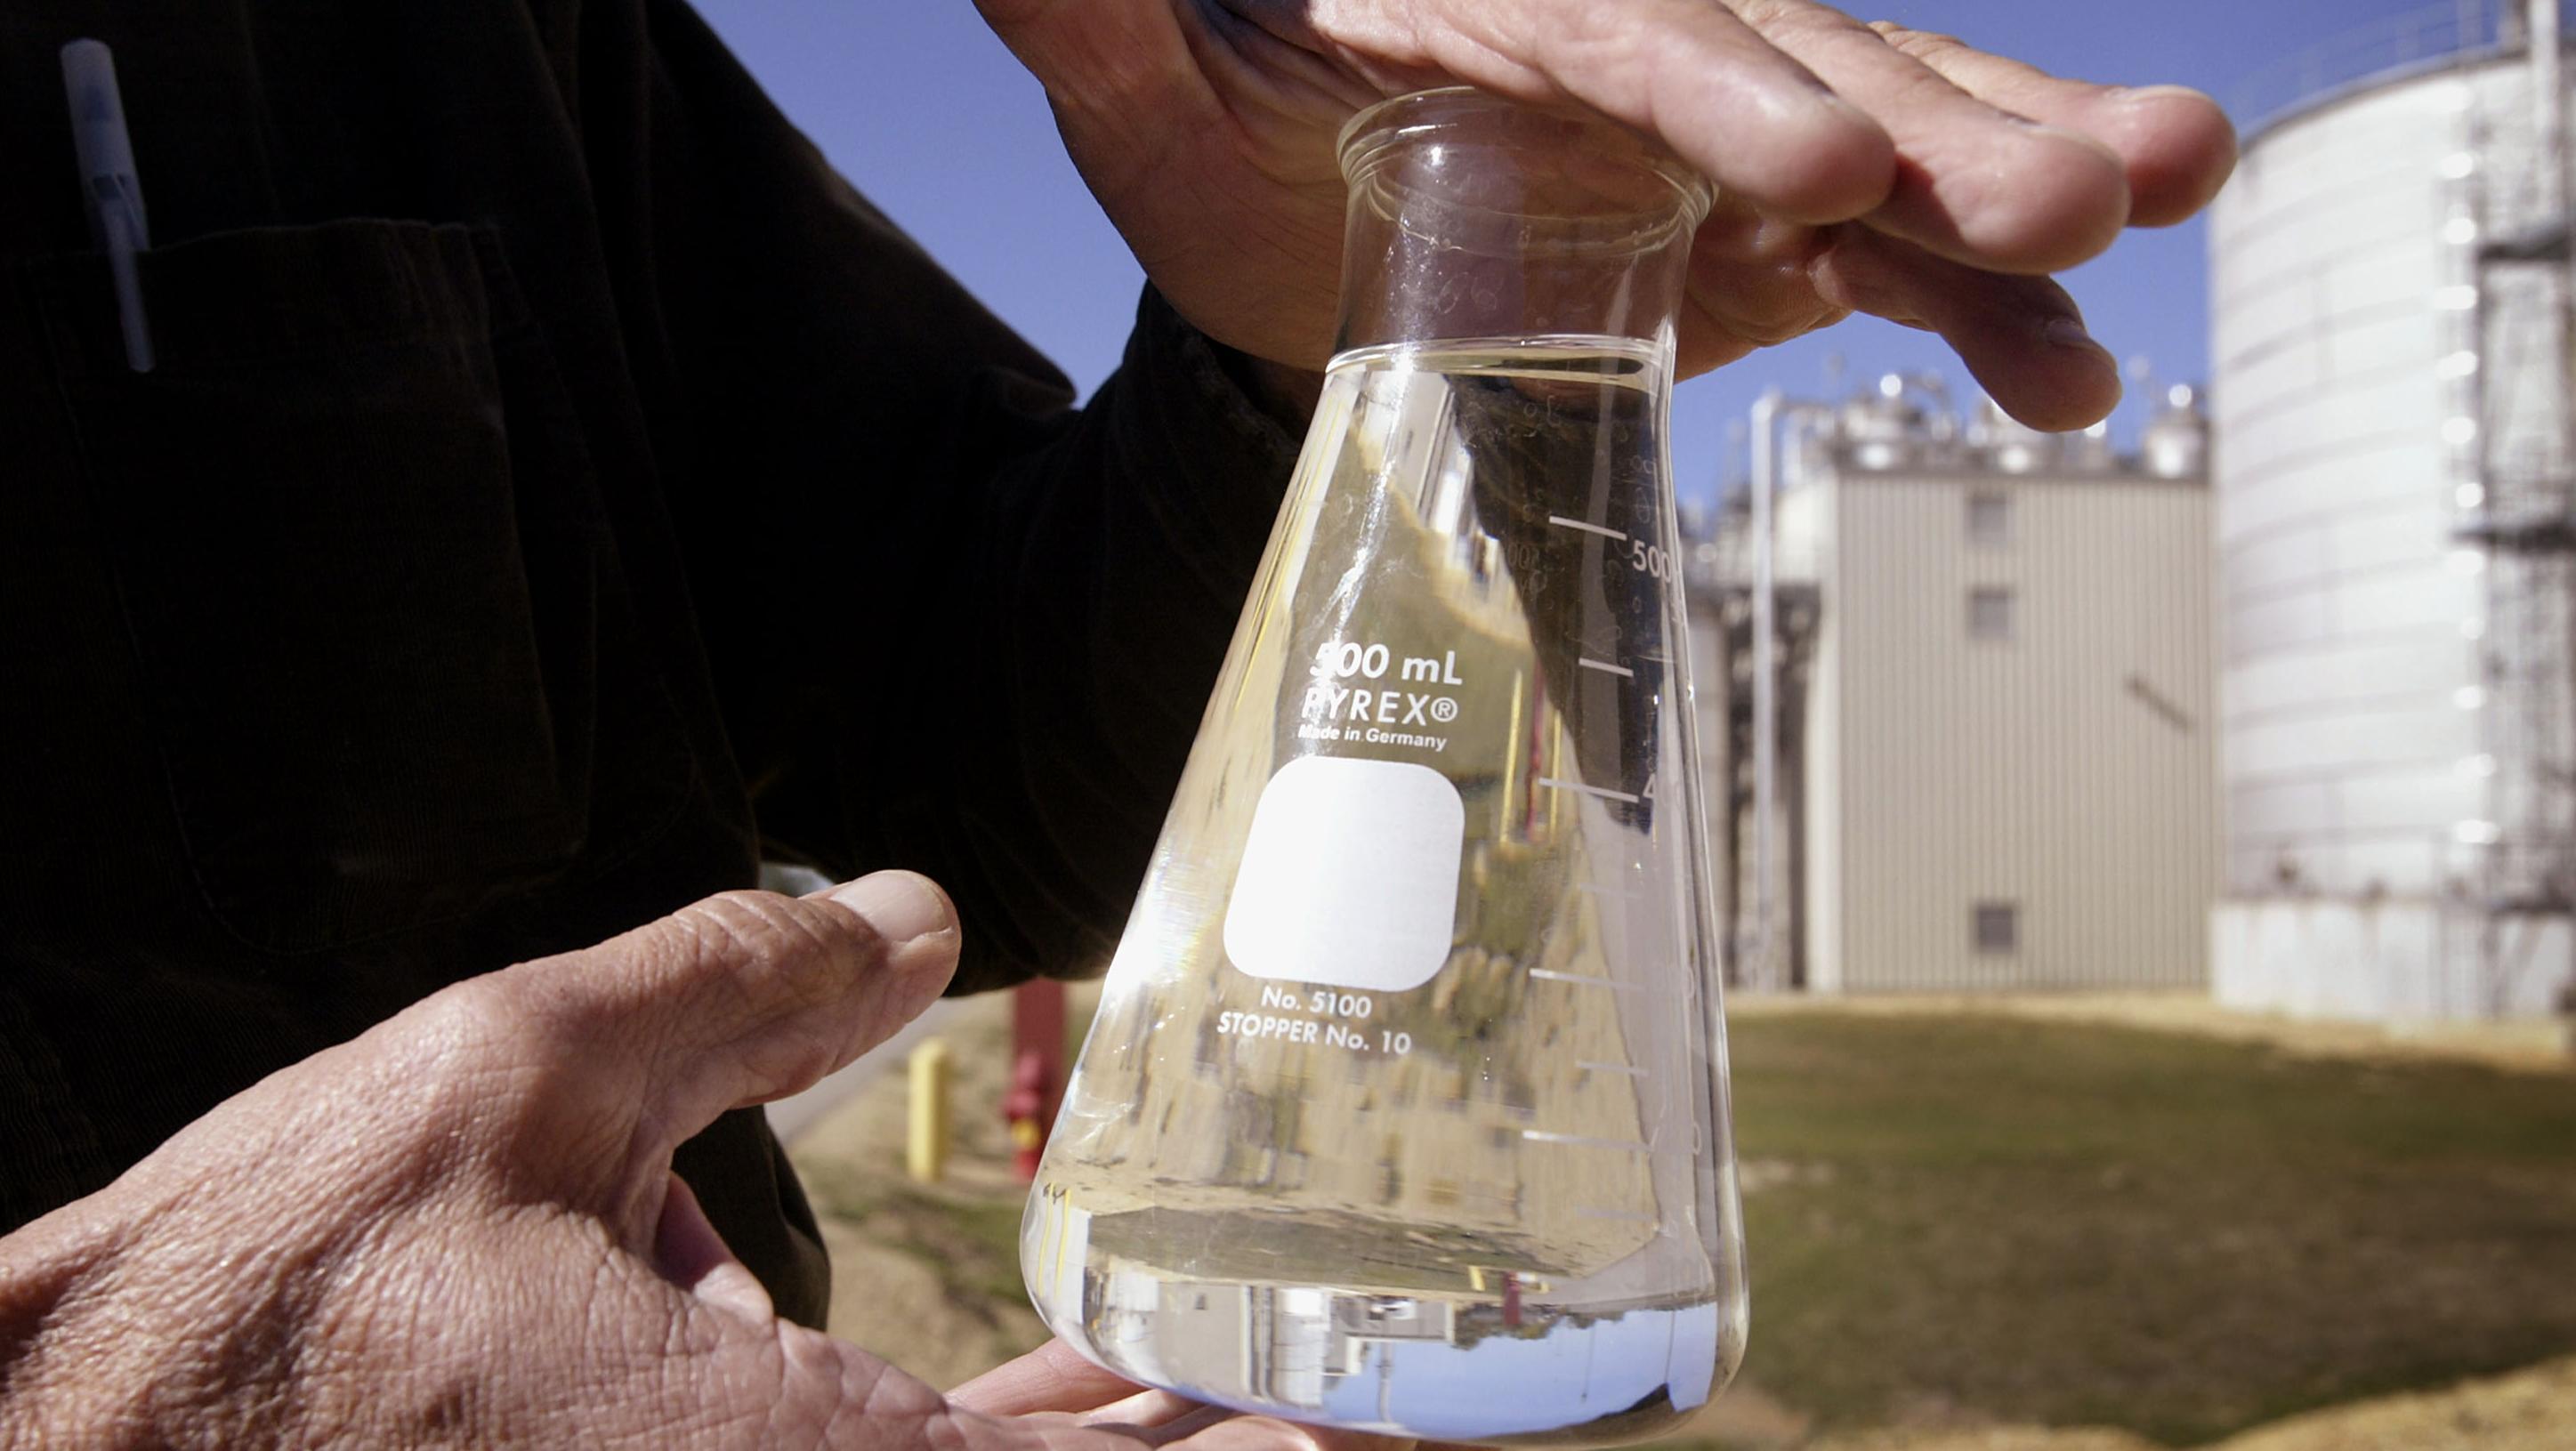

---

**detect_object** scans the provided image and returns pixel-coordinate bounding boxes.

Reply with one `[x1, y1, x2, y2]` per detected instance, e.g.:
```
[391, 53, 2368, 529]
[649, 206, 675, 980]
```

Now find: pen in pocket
[61, 39, 153, 374]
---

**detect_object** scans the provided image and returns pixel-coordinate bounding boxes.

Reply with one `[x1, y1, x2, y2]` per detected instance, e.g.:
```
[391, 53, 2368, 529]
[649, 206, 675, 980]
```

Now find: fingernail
[823, 870, 956, 946]
[2112, 84, 2215, 109]
[2044, 316, 2110, 359]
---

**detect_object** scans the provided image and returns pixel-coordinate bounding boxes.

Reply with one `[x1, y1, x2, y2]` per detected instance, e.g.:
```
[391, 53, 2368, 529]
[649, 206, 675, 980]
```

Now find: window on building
[1966, 491, 2011, 544]
[1974, 902, 2019, 955]
[1967, 585, 2016, 641]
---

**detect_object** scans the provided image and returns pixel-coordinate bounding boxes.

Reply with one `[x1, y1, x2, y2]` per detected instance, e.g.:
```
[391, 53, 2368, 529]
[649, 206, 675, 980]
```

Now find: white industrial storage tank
[2210, 2, 2576, 1020]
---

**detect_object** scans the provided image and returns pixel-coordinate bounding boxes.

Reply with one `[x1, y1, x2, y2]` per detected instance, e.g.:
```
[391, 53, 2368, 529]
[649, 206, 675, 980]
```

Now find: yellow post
[907, 1038, 952, 1184]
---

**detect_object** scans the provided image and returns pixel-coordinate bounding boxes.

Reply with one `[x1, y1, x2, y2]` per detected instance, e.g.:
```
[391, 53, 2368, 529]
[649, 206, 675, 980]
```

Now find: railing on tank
[2229, 0, 2562, 139]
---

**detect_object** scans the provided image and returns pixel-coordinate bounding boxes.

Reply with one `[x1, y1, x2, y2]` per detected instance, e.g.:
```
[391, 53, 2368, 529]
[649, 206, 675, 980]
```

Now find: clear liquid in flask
[1023, 335, 1745, 1447]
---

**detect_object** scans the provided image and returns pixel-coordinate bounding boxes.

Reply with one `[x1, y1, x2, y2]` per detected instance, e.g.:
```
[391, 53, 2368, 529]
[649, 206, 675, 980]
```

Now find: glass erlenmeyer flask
[1022, 86, 1745, 1447]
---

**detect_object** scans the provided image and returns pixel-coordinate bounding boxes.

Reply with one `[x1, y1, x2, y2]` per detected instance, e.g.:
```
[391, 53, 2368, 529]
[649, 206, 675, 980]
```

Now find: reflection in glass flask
[1022, 89, 1746, 1447]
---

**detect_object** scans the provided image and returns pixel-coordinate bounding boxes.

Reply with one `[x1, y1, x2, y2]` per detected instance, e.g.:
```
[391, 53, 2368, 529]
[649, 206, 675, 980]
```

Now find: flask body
[1024, 90, 1744, 1447]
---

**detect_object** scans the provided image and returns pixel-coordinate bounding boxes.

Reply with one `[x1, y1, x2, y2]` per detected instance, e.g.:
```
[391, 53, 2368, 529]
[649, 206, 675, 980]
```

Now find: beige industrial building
[1699, 380, 2218, 994]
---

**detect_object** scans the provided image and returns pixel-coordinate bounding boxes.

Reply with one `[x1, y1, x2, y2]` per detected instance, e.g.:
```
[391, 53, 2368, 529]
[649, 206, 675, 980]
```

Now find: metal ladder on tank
[2451, 2, 2576, 1019]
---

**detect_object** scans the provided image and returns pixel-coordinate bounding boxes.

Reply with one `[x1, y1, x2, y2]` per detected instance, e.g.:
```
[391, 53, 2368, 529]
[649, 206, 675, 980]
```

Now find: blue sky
[693, 0, 2482, 506]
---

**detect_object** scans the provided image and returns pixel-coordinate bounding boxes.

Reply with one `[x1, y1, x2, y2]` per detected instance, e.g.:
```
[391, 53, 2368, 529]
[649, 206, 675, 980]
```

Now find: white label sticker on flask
[1223, 755, 1465, 991]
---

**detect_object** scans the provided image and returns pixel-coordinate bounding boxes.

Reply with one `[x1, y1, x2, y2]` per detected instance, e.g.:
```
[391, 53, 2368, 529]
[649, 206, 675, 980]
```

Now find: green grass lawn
[1697, 1014, 2576, 1447]
[797, 1005, 2576, 1447]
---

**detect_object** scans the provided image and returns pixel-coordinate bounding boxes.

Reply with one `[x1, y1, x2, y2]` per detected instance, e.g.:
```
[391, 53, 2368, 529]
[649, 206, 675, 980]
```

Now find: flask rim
[1335, 85, 1716, 232]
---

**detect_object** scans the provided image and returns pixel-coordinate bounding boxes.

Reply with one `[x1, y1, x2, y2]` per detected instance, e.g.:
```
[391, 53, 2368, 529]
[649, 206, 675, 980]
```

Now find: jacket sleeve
[636, 1, 1305, 993]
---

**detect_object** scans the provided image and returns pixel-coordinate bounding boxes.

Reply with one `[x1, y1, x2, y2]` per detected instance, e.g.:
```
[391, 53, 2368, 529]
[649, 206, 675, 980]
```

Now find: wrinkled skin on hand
[0, 877, 1404, 1451]
[974, 0, 2238, 430]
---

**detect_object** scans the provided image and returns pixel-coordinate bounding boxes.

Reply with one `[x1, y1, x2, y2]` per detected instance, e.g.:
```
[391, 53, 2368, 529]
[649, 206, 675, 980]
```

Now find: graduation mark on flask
[1537, 776, 1639, 804]
[1546, 513, 1623, 540]
[1545, 514, 1676, 582]
[1529, 969, 1636, 992]
[1522, 1129, 1651, 1154]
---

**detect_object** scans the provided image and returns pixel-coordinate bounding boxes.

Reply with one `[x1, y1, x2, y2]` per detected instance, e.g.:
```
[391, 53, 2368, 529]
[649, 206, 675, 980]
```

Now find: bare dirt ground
[784, 988, 2576, 1447]
[1722, 989, 2572, 1076]
[789, 984, 1057, 1391]
[1781, 1353, 2576, 1451]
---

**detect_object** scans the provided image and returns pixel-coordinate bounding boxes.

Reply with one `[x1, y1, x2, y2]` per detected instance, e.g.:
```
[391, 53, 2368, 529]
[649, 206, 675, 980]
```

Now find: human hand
[0, 876, 1390, 1450]
[958, 1338, 1399, 1446]
[973, 0, 2236, 430]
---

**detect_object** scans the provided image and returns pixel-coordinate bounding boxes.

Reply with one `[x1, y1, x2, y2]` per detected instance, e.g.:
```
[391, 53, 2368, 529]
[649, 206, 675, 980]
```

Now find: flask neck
[1333, 88, 1711, 358]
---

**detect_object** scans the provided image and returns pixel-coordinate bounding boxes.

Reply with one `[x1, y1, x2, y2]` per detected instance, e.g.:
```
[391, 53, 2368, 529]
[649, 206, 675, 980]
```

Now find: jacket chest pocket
[33, 218, 692, 954]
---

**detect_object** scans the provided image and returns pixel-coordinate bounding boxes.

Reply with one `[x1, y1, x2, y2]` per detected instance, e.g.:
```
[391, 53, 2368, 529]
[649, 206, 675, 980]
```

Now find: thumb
[493, 872, 961, 1180]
